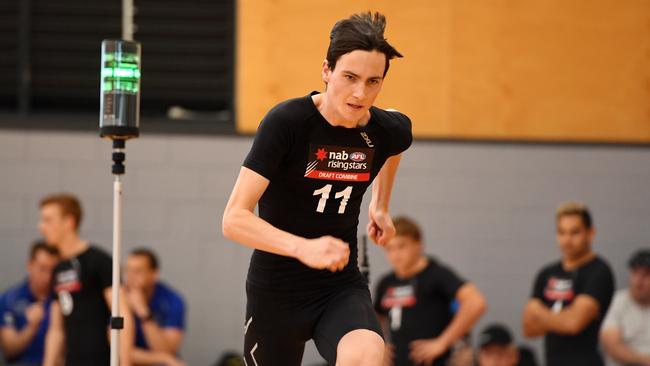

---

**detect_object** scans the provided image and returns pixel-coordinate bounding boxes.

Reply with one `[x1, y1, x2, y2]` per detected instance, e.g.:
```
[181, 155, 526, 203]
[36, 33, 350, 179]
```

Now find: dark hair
[556, 201, 593, 229]
[29, 240, 59, 261]
[39, 193, 83, 231]
[326, 12, 403, 77]
[393, 216, 422, 242]
[130, 247, 159, 270]
[629, 250, 650, 269]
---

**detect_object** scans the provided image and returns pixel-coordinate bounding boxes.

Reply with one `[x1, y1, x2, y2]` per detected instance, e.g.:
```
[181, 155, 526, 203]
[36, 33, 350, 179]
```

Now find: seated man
[600, 250, 650, 366]
[125, 248, 186, 366]
[0, 242, 59, 365]
[477, 324, 519, 366]
[374, 216, 487, 366]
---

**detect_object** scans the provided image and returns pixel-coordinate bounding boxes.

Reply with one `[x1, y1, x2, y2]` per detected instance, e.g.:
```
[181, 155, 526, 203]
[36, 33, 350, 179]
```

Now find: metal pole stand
[110, 139, 126, 366]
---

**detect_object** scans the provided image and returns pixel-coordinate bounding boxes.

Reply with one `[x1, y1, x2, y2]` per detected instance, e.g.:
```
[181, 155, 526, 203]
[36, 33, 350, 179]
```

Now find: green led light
[102, 68, 141, 78]
[101, 60, 141, 93]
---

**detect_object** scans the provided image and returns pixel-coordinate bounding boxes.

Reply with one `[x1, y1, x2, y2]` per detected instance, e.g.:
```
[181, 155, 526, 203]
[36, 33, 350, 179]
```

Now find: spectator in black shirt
[39, 193, 134, 366]
[375, 216, 487, 366]
[522, 201, 614, 366]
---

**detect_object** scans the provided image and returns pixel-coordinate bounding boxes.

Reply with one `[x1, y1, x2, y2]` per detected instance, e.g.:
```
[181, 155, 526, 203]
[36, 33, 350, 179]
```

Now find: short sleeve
[373, 278, 389, 316]
[0, 294, 8, 327]
[51, 264, 63, 301]
[432, 263, 466, 300]
[386, 111, 412, 156]
[242, 105, 292, 180]
[96, 249, 113, 290]
[601, 291, 624, 330]
[579, 263, 615, 314]
[161, 294, 185, 330]
[531, 268, 547, 300]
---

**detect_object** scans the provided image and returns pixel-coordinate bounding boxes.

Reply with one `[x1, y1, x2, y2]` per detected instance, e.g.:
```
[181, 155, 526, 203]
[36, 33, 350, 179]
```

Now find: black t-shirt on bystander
[53, 245, 113, 366]
[374, 257, 466, 366]
[531, 255, 614, 366]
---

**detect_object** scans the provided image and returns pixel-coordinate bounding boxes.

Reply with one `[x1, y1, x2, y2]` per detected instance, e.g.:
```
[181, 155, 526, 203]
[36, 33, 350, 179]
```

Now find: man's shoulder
[611, 288, 631, 305]
[264, 95, 314, 124]
[85, 245, 111, 261]
[370, 107, 411, 131]
[590, 255, 614, 273]
[536, 260, 562, 277]
[0, 281, 29, 304]
[375, 271, 398, 289]
[154, 282, 185, 306]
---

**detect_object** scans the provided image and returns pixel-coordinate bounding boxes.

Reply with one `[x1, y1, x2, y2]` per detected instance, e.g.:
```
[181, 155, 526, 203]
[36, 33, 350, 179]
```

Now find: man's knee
[336, 329, 385, 366]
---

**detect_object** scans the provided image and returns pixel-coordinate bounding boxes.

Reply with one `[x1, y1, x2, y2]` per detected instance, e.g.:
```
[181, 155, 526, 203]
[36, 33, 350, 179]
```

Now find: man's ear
[321, 59, 331, 84]
[63, 214, 76, 233]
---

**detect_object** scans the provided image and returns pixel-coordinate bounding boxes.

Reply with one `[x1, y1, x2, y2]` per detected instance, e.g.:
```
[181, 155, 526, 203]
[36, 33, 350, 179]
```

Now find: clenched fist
[295, 236, 350, 272]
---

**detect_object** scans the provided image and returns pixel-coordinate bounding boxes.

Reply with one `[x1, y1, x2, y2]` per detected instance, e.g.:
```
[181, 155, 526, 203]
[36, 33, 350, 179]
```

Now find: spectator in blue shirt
[125, 248, 186, 366]
[0, 241, 59, 365]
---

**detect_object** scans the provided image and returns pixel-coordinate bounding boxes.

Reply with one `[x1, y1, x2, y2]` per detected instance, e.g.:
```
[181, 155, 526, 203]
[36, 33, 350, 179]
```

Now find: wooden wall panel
[236, 0, 650, 143]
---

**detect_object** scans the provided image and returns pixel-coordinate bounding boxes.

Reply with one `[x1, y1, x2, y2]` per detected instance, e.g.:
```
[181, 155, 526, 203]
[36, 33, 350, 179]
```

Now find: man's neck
[562, 250, 596, 271]
[630, 290, 650, 307]
[28, 281, 49, 301]
[57, 234, 88, 259]
[395, 256, 428, 279]
[144, 284, 156, 301]
[313, 94, 370, 128]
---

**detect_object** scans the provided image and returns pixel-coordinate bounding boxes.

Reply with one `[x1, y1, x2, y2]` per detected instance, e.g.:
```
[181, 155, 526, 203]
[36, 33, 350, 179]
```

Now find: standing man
[522, 201, 615, 366]
[124, 248, 186, 366]
[600, 250, 650, 366]
[39, 193, 134, 366]
[374, 216, 487, 366]
[223, 12, 412, 366]
[0, 242, 59, 366]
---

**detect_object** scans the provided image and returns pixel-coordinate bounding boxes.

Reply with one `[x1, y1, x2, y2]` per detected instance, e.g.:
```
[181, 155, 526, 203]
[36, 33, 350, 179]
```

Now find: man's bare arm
[600, 327, 650, 366]
[223, 166, 349, 272]
[0, 303, 43, 358]
[43, 301, 65, 366]
[436, 283, 487, 348]
[523, 295, 599, 337]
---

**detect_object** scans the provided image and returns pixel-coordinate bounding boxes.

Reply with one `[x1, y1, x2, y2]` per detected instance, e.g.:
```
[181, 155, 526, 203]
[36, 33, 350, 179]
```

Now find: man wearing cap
[600, 250, 650, 366]
[477, 324, 519, 366]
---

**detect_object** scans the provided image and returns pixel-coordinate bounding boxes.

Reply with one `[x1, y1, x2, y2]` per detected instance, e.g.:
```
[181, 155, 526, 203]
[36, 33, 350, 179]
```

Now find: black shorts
[243, 281, 383, 365]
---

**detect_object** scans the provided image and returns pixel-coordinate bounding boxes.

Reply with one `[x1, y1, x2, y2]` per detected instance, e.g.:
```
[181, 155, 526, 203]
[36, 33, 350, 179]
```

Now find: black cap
[478, 324, 513, 348]
[629, 250, 650, 269]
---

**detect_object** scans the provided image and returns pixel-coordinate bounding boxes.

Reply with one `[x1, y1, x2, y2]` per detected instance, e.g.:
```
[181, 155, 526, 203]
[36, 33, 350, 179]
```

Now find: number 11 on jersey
[313, 184, 353, 214]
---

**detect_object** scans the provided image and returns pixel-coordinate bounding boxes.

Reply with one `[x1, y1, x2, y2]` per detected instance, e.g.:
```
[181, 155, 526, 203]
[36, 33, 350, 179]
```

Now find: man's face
[384, 235, 422, 275]
[322, 50, 386, 123]
[125, 255, 157, 291]
[478, 344, 519, 366]
[556, 215, 593, 261]
[27, 250, 59, 294]
[629, 266, 650, 304]
[38, 204, 74, 246]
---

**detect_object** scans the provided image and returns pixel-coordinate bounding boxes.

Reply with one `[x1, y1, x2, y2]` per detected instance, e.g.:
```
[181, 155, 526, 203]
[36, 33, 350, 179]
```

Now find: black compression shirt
[243, 92, 412, 292]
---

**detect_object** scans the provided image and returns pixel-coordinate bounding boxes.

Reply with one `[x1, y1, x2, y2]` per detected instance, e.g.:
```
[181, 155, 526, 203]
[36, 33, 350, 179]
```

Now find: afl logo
[350, 152, 366, 162]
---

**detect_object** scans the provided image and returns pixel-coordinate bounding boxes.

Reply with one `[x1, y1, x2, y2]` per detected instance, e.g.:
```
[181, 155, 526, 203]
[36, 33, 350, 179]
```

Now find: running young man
[223, 12, 412, 366]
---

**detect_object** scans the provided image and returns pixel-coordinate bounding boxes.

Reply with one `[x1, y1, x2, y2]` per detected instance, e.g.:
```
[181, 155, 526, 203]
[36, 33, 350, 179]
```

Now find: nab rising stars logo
[304, 145, 373, 182]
